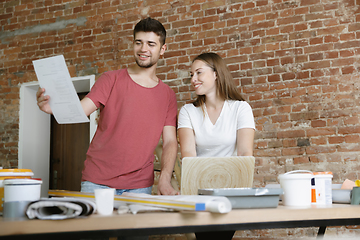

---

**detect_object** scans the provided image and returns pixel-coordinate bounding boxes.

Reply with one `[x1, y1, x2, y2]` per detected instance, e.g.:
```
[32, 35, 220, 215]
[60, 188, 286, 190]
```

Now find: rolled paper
[49, 190, 232, 213]
[206, 200, 231, 213]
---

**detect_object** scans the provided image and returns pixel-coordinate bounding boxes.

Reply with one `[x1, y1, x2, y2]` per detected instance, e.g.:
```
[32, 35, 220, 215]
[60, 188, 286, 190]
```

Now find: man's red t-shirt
[82, 69, 177, 189]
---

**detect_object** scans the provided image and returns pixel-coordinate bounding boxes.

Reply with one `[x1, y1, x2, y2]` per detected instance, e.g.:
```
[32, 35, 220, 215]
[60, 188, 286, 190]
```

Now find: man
[36, 17, 179, 196]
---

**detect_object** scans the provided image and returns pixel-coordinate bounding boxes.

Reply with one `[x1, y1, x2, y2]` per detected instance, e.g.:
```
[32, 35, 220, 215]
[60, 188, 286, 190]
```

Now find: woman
[178, 52, 255, 158]
[178, 52, 256, 240]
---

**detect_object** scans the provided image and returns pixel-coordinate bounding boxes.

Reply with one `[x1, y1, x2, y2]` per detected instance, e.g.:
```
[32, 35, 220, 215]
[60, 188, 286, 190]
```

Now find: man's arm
[157, 125, 179, 195]
[80, 97, 98, 116]
[36, 87, 97, 117]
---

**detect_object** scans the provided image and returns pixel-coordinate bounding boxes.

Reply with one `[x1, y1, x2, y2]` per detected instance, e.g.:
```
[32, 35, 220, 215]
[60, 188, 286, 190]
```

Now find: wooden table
[1, 204, 360, 240]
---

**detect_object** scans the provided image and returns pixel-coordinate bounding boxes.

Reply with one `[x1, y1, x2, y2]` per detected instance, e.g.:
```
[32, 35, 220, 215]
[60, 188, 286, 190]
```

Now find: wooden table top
[1, 203, 360, 237]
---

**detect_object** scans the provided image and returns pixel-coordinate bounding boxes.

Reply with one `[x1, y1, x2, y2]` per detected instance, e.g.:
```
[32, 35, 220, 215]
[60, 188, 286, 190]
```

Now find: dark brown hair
[133, 17, 166, 46]
[192, 52, 245, 107]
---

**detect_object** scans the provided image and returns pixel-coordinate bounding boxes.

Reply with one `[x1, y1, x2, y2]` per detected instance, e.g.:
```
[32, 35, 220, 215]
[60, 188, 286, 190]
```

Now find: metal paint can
[3, 178, 42, 220]
[0, 169, 33, 213]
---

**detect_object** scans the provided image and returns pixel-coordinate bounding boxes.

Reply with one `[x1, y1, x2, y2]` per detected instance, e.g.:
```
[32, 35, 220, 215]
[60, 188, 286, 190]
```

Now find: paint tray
[198, 188, 283, 209]
[332, 184, 352, 204]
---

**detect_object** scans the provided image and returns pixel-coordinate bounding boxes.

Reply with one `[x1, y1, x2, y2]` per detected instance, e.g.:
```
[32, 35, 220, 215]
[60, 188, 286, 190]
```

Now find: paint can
[3, 178, 42, 220]
[278, 170, 313, 207]
[313, 172, 333, 205]
[0, 169, 34, 213]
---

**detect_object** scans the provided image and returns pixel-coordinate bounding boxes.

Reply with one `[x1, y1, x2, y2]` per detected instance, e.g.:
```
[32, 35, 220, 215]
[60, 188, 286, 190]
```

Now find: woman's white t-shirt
[178, 100, 255, 157]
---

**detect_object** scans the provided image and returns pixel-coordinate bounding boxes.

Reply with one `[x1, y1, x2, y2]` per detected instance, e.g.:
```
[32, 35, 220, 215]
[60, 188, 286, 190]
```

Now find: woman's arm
[178, 128, 197, 158]
[236, 128, 255, 156]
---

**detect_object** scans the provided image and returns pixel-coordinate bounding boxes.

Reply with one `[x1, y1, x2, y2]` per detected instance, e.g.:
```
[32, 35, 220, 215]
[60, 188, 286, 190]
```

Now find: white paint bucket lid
[313, 172, 333, 178]
[278, 170, 313, 180]
[4, 178, 42, 185]
[0, 169, 33, 177]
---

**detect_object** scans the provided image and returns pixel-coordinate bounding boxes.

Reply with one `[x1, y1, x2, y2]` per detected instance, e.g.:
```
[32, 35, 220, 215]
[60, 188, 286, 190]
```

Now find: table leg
[317, 226, 326, 239]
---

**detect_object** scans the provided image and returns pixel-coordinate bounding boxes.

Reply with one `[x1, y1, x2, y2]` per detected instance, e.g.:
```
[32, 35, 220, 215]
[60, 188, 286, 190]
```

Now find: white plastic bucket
[0, 169, 33, 212]
[278, 170, 313, 207]
[313, 172, 333, 205]
[4, 178, 42, 202]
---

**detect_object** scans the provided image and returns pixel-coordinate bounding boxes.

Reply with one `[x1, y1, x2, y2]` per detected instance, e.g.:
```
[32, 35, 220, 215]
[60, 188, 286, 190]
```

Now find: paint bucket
[3, 178, 42, 220]
[278, 170, 313, 207]
[4, 178, 42, 202]
[313, 172, 333, 205]
[0, 169, 34, 213]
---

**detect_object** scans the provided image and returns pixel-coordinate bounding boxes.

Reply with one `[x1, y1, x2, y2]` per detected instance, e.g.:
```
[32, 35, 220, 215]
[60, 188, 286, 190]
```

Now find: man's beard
[135, 58, 156, 68]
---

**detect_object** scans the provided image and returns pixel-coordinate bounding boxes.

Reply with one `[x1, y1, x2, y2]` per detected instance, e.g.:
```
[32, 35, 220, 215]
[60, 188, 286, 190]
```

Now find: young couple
[37, 17, 255, 199]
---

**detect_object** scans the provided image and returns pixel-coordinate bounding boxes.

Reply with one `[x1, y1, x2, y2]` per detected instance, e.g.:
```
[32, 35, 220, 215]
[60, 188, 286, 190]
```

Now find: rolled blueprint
[48, 190, 232, 213]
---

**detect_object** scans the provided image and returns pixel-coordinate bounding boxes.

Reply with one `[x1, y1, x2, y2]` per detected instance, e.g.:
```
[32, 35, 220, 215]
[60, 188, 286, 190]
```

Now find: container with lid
[4, 178, 42, 203]
[313, 172, 333, 205]
[0, 169, 34, 213]
[278, 170, 313, 207]
[3, 178, 42, 220]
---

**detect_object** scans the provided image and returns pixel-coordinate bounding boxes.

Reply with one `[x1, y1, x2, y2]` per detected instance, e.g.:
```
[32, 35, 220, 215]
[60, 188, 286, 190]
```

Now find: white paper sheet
[33, 55, 89, 124]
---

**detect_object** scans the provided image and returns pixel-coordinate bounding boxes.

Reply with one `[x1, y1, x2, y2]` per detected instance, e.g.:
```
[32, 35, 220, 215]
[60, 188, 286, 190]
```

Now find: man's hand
[157, 174, 179, 195]
[36, 87, 52, 114]
[157, 126, 179, 195]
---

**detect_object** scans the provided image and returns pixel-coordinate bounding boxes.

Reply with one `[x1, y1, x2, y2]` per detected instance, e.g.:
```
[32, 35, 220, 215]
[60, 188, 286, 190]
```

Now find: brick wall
[1, 0, 360, 238]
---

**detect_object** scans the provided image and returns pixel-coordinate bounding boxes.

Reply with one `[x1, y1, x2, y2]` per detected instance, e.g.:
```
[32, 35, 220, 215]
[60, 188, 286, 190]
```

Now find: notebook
[181, 156, 255, 195]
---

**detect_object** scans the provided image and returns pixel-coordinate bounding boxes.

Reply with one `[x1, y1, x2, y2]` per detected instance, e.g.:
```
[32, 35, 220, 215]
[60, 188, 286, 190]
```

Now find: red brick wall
[1, 0, 360, 238]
